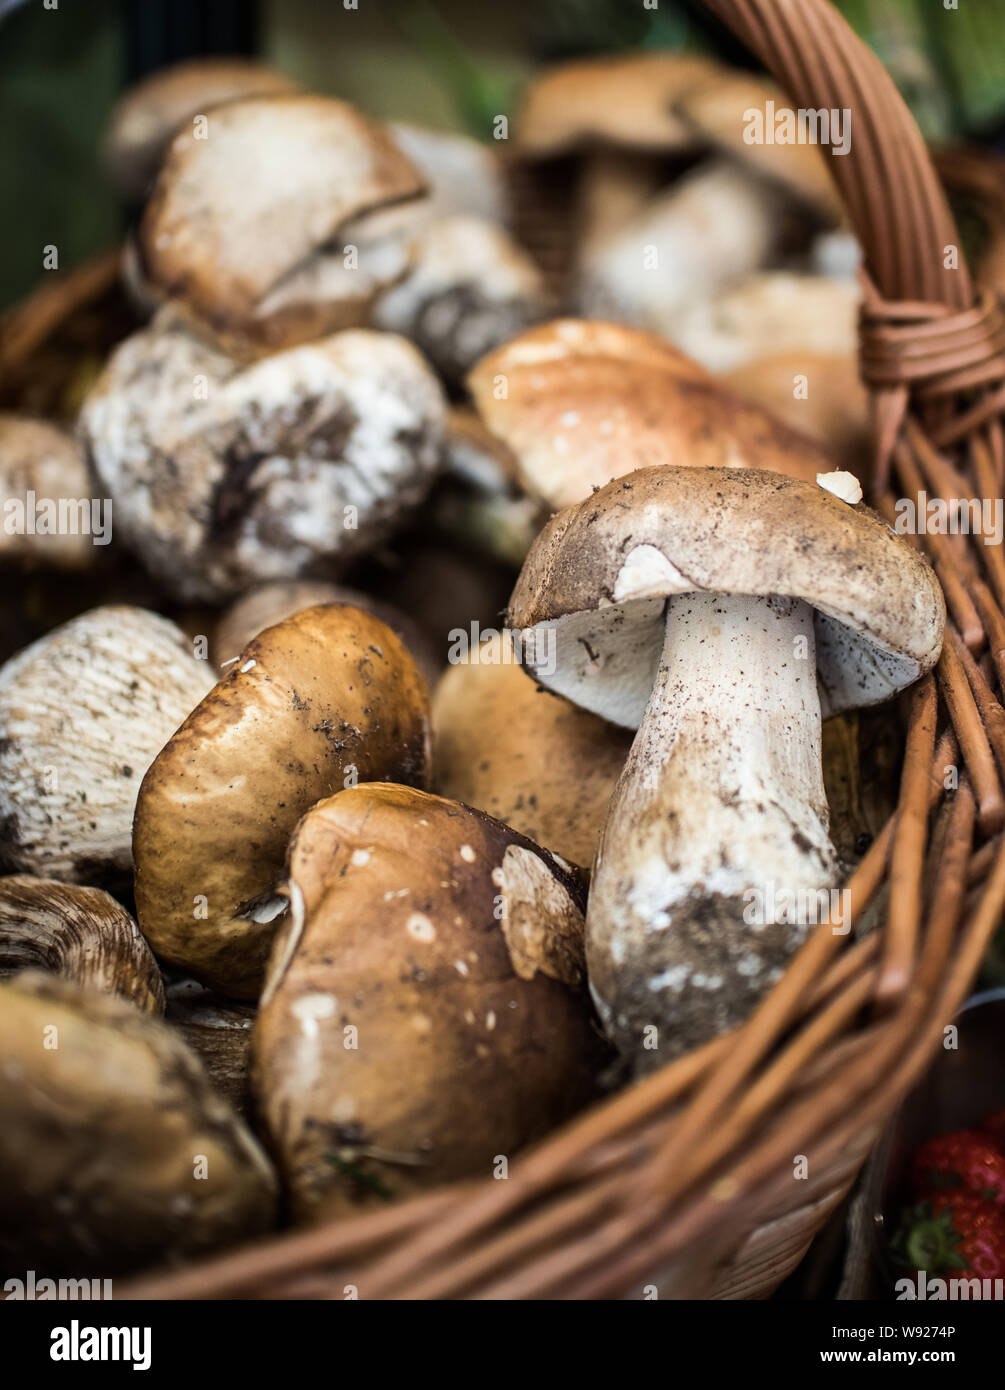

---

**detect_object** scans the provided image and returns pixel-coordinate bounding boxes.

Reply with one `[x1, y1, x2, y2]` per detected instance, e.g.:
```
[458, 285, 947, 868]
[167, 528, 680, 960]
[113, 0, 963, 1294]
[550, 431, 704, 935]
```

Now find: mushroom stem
[587, 590, 839, 1064]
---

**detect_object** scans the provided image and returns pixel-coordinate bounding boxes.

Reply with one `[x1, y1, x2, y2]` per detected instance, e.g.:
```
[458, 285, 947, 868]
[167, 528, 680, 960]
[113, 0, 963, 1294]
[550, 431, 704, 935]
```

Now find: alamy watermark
[893, 491, 1003, 546]
[743, 101, 852, 157]
[446, 622, 557, 677]
[743, 884, 852, 934]
[2, 492, 112, 546]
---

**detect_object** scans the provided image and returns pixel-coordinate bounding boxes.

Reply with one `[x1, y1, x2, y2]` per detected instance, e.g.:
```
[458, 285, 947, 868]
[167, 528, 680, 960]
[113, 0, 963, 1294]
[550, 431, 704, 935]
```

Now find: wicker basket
[85, 0, 1004, 1299]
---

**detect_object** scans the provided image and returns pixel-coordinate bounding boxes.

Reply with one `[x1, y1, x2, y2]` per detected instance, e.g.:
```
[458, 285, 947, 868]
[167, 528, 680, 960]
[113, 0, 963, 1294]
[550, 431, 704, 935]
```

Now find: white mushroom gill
[586, 590, 839, 1058]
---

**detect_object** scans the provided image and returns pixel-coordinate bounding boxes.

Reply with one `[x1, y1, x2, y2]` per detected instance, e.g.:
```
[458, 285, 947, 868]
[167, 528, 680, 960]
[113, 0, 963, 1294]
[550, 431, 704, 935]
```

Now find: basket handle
[702, 0, 970, 310]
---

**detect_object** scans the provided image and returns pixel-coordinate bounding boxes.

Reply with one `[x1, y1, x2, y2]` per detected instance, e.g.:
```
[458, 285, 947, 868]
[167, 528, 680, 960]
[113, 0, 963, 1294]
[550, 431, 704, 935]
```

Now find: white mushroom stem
[587, 591, 839, 1059]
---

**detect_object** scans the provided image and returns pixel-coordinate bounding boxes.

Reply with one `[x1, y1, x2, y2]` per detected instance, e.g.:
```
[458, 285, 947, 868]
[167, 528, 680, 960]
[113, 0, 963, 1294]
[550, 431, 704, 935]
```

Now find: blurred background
[1, 0, 1003, 311]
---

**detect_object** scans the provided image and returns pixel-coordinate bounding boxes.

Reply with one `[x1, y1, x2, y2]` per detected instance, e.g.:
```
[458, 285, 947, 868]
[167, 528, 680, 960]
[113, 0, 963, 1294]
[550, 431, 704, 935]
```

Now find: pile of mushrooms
[0, 45, 945, 1280]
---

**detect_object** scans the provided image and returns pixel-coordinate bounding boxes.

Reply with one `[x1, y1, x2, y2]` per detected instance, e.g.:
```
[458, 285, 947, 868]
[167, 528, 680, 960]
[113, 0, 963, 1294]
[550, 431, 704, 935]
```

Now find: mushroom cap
[133, 605, 431, 998]
[0, 606, 214, 884]
[507, 466, 945, 724]
[80, 313, 446, 601]
[252, 783, 605, 1221]
[0, 415, 99, 570]
[388, 122, 508, 225]
[212, 581, 439, 686]
[432, 634, 630, 868]
[0, 971, 276, 1275]
[675, 71, 844, 223]
[103, 57, 299, 199]
[373, 214, 550, 386]
[724, 351, 870, 476]
[139, 94, 425, 345]
[468, 318, 836, 510]
[672, 271, 860, 373]
[515, 51, 723, 158]
[0, 875, 164, 1014]
[164, 977, 256, 1114]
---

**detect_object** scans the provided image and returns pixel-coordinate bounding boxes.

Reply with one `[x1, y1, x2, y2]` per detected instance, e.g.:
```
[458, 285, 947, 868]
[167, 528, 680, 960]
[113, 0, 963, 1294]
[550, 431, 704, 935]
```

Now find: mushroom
[507, 466, 945, 1066]
[388, 122, 509, 226]
[429, 408, 543, 568]
[0, 416, 103, 571]
[164, 976, 256, 1114]
[432, 633, 631, 869]
[372, 215, 551, 386]
[133, 604, 431, 998]
[79, 310, 446, 601]
[252, 783, 606, 1221]
[672, 271, 860, 373]
[0, 971, 276, 1275]
[724, 351, 871, 476]
[0, 606, 213, 885]
[575, 159, 787, 329]
[0, 875, 164, 1013]
[139, 94, 426, 349]
[212, 581, 439, 685]
[468, 318, 838, 511]
[102, 57, 299, 201]
[515, 51, 721, 250]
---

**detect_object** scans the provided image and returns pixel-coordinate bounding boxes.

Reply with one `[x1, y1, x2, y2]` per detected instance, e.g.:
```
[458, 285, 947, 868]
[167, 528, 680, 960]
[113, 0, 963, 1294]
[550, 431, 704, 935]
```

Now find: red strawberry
[979, 1109, 1005, 1156]
[897, 1191, 1005, 1279]
[909, 1129, 1005, 1206]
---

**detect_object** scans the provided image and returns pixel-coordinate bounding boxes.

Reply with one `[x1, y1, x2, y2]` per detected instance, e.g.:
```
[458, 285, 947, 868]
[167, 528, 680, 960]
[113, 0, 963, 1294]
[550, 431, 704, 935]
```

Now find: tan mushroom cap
[0, 972, 276, 1275]
[0, 875, 164, 1014]
[103, 57, 299, 198]
[432, 634, 630, 868]
[134, 605, 431, 999]
[468, 319, 837, 510]
[676, 71, 844, 223]
[252, 783, 605, 1221]
[515, 51, 724, 157]
[212, 582, 439, 686]
[140, 95, 425, 343]
[0, 416, 99, 570]
[724, 351, 870, 476]
[508, 466, 945, 724]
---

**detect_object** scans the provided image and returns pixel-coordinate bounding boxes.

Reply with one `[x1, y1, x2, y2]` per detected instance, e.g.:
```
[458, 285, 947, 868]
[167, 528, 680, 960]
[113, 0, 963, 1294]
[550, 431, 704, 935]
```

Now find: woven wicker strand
[118, 0, 1005, 1300]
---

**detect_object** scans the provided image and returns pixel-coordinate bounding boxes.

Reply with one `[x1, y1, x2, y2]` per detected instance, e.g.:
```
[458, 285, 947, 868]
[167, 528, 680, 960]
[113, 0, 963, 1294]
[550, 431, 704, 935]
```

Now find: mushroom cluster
[0, 41, 943, 1282]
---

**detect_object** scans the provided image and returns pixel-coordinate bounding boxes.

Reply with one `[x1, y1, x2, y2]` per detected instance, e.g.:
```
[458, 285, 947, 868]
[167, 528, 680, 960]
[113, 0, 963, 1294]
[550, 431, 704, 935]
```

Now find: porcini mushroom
[507, 466, 945, 1065]
[0, 971, 276, 1274]
[252, 783, 605, 1220]
[0, 875, 164, 1013]
[373, 215, 550, 386]
[139, 94, 426, 348]
[80, 310, 446, 601]
[432, 633, 631, 868]
[103, 57, 298, 201]
[164, 977, 256, 1113]
[0, 416, 101, 570]
[133, 604, 431, 998]
[212, 580, 438, 685]
[468, 319, 836, 510]
[0, 606, 213, 885]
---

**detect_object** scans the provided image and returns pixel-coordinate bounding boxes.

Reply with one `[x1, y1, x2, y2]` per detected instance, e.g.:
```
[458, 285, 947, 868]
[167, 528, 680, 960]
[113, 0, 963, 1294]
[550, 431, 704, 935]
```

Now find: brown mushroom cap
[0, 971, 276, 1275]
[164, 977, 256, 1114]
[252, 783, 605, 1221]
[515, 51, 723, 158]
[723, 351, 870, 476]
[468, 319, 837, 509]
[140, 95, 425, 345]
[432, 634, 630, 868]
[0, 416, 100, 571]
[675, 71, 844, 224]
[133, 605, 432, 998]
[508, 466, 945, 723]
[212, 581, 439, 685]
[0, 875, 164, 1013]
[103, 57, 299, 199]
